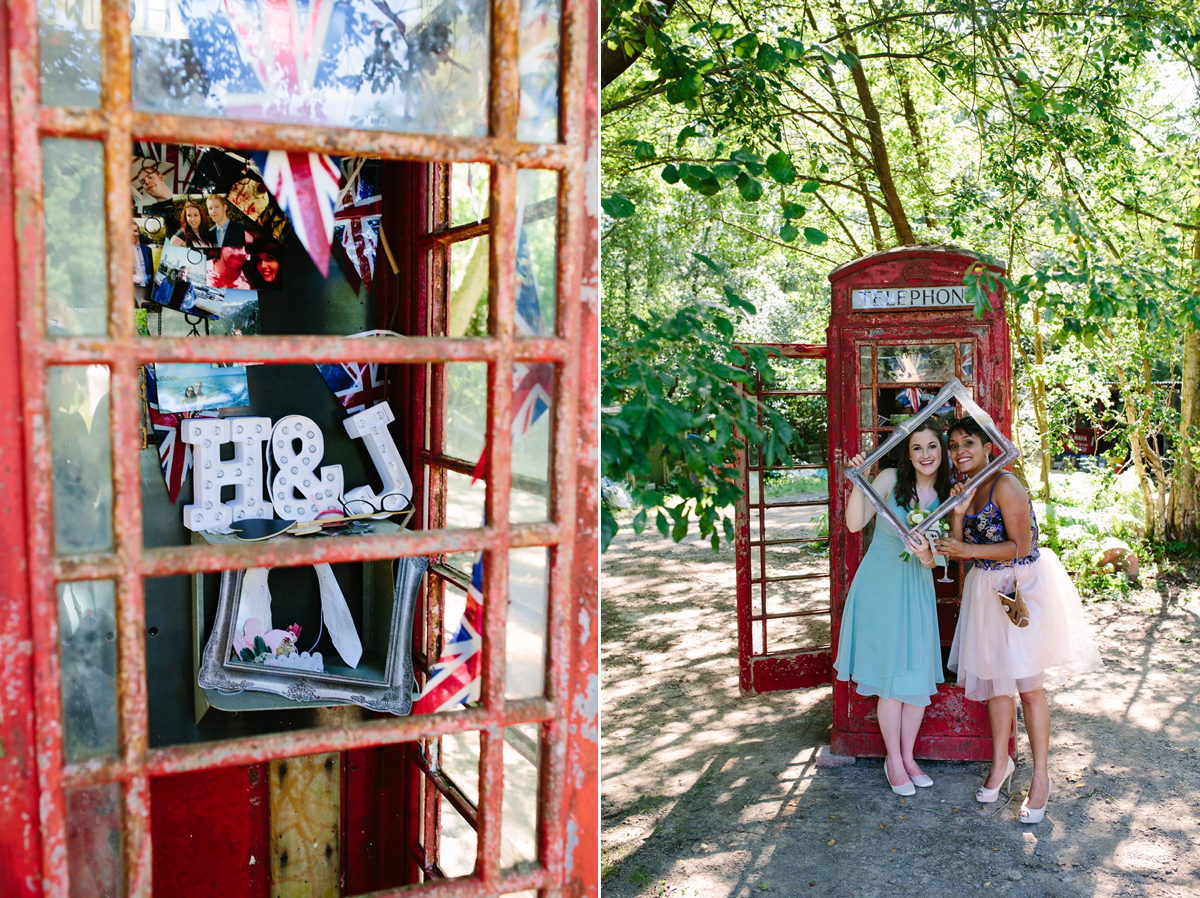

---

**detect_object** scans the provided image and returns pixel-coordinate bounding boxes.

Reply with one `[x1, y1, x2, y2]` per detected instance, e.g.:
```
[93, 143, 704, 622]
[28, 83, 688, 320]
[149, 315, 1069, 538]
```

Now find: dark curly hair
[893, 422, 952, 512]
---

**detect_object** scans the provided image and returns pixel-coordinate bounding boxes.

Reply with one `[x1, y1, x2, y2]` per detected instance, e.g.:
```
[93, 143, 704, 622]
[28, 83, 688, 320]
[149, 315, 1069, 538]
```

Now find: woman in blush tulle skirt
[935, 416, 1102, 825]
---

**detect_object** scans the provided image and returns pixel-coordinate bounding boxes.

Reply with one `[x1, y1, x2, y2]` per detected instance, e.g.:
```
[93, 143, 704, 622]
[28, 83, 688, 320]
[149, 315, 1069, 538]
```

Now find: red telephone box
[828, 245, 1011, 760]
[734, 245, 1015, 762]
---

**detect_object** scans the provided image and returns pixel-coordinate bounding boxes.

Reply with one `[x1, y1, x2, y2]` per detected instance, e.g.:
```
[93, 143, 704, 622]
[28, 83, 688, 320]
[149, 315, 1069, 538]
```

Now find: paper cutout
[314, 562, 362, 669]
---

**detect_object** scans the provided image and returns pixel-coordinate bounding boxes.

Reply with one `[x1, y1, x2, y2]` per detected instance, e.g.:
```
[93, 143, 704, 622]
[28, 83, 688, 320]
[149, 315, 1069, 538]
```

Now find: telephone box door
[733, 345, 833, 693]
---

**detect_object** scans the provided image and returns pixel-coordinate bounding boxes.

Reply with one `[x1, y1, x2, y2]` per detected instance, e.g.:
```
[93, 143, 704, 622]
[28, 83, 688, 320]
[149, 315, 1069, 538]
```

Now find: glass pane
[39, 0, 101, 107]
[66, 782, 124, 898]
[441, 729, 480, 806]
[507, 547, 547, 700]
[45, 139, 107, 336]
[445, 469, 484, 530]
[50, 365, 112, 554]
[451, 163, 489, 227]
[517, 0, 560, 142]
[448, 240, 489, 337]
[876, 344, 956, 383]
[501, 725, 539, 866]
[59, 580, 119, 763]
[961, 342, 975, 381]
[860, 431, 876, 454]
[516, 169, 557, 334]
[438, 796, 477, 878]
[511, 362, 551, 524]
[132, 1, 490, 136]
[445, 362, 487, 460]
[858, 344, 872, 385]
[859, 388, 873, 428]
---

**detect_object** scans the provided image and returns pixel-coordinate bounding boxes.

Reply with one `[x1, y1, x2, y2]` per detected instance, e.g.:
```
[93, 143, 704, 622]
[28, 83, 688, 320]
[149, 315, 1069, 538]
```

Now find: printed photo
[154, 362, 250, 414]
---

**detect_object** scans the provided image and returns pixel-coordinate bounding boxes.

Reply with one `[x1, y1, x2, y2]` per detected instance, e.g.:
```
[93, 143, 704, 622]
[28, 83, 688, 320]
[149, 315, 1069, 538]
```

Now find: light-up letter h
[182, 417, 273, 531]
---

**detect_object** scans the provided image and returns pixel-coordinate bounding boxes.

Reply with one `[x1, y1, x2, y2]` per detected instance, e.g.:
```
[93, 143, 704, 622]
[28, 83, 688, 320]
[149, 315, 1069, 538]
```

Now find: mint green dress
[833, 490, 944, 706]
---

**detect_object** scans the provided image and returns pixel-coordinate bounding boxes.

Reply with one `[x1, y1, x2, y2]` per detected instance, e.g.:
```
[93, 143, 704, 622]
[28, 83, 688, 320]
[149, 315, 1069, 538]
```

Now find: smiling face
[205, 194, 228, 226]
[907, 427, 943, 478]
[184, 204, 203, 230]
[947, 427, 992, 477]
[256, 252, 279, 282]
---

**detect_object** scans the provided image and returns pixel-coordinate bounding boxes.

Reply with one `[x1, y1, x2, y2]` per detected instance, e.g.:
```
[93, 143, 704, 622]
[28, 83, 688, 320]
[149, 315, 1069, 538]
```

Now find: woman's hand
[948, 481, 977, 518]
[904, 531, 934, 563]
[847, 452, 868, 469]
[933, 534, 972, 560]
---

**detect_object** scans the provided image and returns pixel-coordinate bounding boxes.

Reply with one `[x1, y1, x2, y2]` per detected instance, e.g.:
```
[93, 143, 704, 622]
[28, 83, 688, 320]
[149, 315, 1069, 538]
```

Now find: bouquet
[899, 508, 950, 562]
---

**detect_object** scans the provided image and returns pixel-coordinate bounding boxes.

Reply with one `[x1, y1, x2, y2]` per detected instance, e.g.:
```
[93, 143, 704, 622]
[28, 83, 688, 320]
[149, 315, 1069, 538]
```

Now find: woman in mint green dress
[834, 423, 951, 796]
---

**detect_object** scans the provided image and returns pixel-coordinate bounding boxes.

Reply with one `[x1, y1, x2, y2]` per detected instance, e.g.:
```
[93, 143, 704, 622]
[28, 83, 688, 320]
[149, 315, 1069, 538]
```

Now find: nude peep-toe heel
[1019, 778, 1052, 824]
[975, 756, 1015, 803]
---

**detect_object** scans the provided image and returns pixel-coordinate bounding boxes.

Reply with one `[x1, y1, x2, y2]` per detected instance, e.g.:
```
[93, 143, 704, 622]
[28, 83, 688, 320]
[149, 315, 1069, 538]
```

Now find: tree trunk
[601, 0, 680, 88]
[893, 64, 936, 229]
[1174, 324, 1200, 542]
[829, 0, 915, 245]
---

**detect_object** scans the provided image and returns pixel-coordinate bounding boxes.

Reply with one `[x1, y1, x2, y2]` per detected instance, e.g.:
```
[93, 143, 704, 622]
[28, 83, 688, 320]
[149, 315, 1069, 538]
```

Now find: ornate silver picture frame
[198, 555, 428, 715]
[844, 377, 1019, 540]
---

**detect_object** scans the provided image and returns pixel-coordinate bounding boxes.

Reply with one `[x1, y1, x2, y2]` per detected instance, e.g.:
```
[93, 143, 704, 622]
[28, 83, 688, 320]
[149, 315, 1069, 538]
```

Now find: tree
[603, 0, 1200, 545]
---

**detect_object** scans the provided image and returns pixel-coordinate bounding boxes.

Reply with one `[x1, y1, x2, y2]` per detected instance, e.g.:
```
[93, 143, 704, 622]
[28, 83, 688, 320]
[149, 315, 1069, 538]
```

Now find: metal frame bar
[8, 0, 597, 891]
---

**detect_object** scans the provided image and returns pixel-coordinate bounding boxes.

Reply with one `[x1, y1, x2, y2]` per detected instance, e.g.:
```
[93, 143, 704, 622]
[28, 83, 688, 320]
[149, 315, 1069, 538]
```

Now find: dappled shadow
[602, 526, 1200, 898]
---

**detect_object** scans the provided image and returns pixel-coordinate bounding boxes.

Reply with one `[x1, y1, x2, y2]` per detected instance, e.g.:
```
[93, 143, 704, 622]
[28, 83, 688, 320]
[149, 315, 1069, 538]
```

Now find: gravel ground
[601, 524, 1200, 898]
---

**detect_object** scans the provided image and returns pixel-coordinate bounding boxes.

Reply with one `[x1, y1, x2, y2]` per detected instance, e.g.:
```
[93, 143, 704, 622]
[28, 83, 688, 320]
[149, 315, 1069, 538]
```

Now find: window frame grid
[9, 0, 592, 891]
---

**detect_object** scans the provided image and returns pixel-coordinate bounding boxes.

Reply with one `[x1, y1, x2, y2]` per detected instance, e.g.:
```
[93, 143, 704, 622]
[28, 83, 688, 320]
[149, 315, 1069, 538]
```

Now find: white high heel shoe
[884, 756, 916, 797]
[976, 756, 1015, 803]
[1020, 778, 1052, 824]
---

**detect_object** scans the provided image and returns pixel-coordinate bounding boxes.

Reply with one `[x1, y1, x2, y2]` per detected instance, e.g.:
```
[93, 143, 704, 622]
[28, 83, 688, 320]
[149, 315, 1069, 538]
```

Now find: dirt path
[601, 523, 1200, 898]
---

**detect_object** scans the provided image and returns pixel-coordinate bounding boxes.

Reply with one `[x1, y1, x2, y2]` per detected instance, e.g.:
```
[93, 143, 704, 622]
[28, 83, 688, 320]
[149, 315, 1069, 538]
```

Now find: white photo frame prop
[844, 377, 1019, 541]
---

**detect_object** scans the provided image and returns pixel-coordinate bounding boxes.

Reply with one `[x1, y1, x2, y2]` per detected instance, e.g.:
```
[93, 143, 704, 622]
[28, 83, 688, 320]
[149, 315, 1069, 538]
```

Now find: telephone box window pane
[59, 580, 119, 763]
[960, 342, 974, 381]
[516, 169, 558, 334]
[44, 139, 107, 337]
[445, 362, 487, 460]
[450, 163, 490, 228]
[507, 547, 547, 699]
[440, 728, 480, 807]
[859, 388, 873, 428]
[876, 344, 956, 384]
[448, 237, 489, 337]
[66, 782, 125, 898]
[38, 1, 101, 107]
[438, 795, 477, 878]
[132, 0, 490, 137]
[50, 365, 113, 554]
[444, 469, 484, 529]
[858, 345, 872, 385]
[511, 363, 551, 524]
[517, 0, 560, 143]
[501, 724, 539, 866]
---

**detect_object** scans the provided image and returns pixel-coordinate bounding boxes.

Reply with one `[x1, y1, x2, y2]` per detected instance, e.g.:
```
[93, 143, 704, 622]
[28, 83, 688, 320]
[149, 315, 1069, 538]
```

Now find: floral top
[962, 479, 1041, 570]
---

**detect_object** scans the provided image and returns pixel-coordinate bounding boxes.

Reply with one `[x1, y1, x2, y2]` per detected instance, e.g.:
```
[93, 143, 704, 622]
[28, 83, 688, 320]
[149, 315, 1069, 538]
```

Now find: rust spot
[248, 767, 260, 784]
[280, 849, 288, 867]
[278, 761, 288, 781]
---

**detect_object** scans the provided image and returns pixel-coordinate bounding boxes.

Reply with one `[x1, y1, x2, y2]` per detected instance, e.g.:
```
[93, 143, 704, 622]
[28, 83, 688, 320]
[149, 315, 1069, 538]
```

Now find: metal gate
[0, 0, 599, 894]
[734, 344, 833, 693]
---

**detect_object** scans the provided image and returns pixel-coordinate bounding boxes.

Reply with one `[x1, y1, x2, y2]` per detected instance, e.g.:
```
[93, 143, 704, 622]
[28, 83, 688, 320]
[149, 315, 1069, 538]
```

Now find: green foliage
[601, 290, 795, 551]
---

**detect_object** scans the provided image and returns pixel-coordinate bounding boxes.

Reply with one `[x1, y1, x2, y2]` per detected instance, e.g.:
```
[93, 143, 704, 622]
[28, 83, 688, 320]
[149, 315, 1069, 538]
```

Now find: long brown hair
[893, 423, 952, 511]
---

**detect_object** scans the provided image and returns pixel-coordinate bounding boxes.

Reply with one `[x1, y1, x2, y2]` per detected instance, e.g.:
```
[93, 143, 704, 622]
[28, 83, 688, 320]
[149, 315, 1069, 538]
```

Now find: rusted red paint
[149, 766, 270, 898]
[0, 1, 40, 892]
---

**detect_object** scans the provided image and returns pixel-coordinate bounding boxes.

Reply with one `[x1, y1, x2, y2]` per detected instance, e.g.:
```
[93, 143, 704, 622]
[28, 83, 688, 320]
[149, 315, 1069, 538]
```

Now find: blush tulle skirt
[948, 548, 1103, 701]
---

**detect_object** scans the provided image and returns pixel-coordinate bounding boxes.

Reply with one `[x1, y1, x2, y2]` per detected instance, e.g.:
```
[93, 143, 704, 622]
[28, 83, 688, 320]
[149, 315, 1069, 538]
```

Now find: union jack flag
[145, 366, 218, 504]
[411, 562, 482, 714]
[252, 149, 342, 277]
[314, 357, 389, 415]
